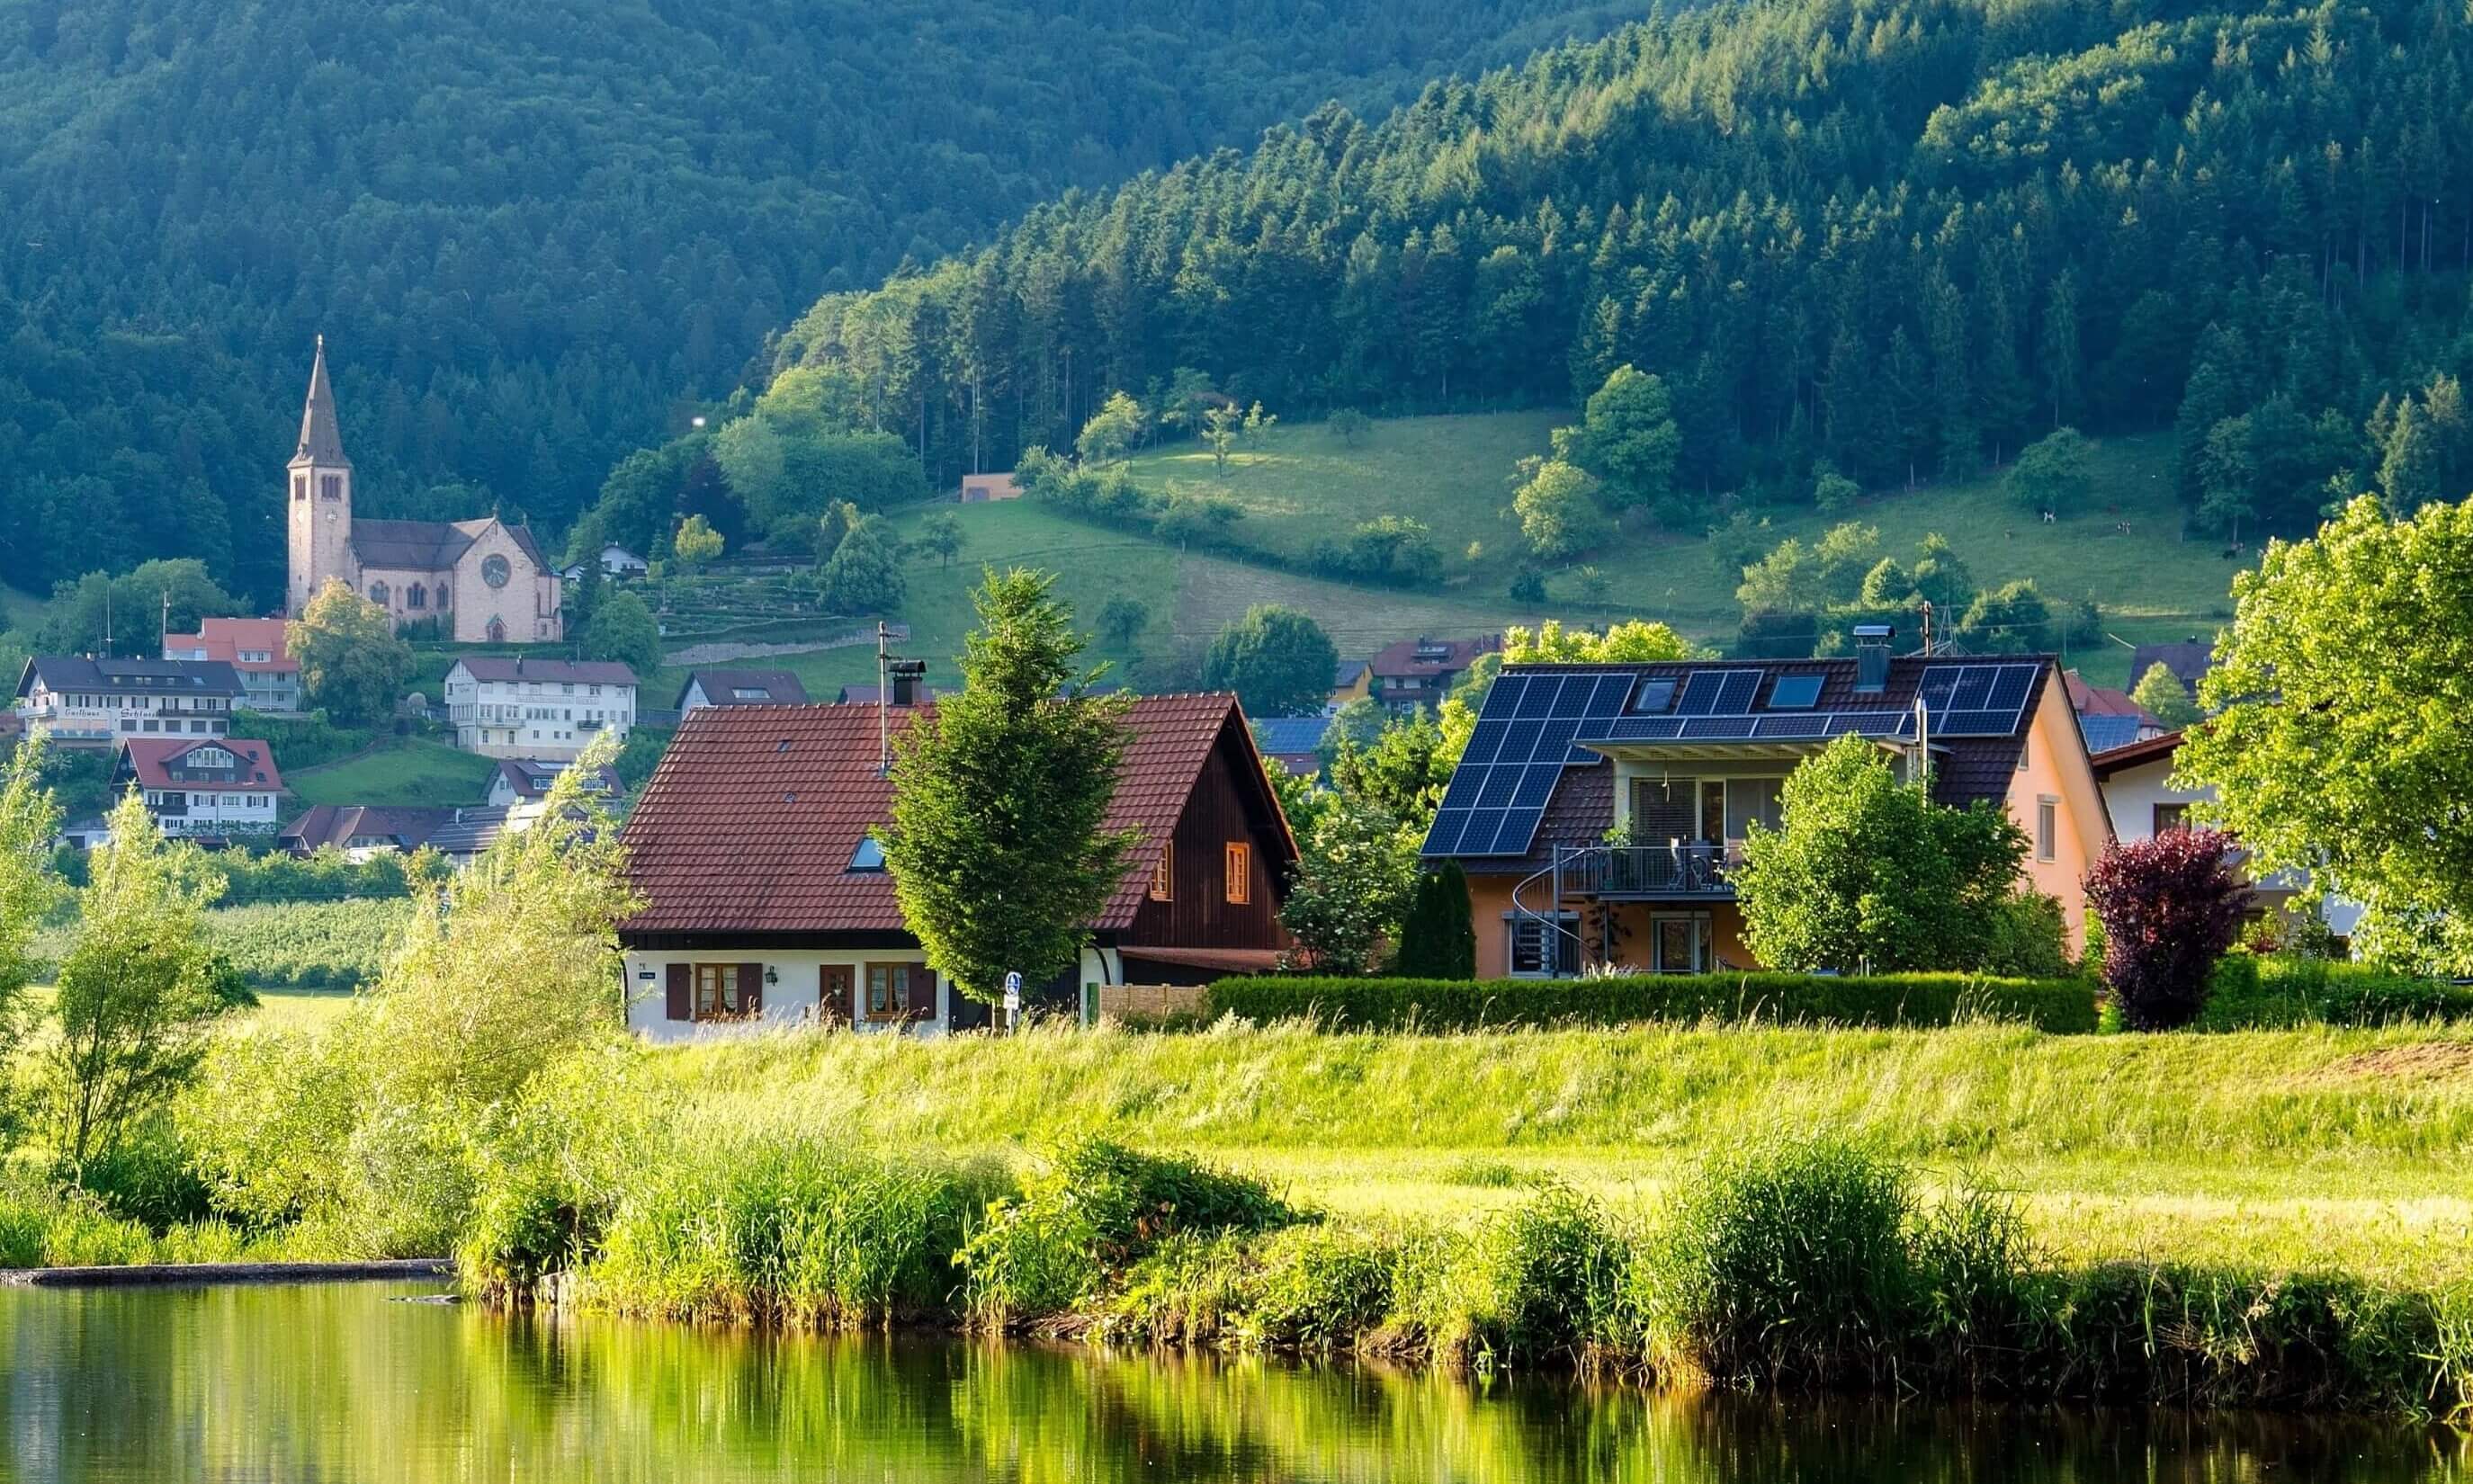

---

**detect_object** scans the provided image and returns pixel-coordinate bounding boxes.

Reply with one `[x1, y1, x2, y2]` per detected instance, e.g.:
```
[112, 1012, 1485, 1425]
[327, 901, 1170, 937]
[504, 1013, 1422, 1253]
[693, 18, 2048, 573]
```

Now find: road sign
[1003, 970, 1022, 1015]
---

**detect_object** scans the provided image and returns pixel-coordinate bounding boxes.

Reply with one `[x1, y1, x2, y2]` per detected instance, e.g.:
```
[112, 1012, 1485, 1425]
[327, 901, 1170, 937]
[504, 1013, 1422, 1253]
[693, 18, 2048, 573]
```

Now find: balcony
[1555, 843, 1736, 899]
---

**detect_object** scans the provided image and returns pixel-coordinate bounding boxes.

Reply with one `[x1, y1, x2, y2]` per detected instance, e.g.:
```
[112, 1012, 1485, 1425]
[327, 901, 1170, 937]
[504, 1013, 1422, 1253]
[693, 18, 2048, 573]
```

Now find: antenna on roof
[874, 622, 927, 776]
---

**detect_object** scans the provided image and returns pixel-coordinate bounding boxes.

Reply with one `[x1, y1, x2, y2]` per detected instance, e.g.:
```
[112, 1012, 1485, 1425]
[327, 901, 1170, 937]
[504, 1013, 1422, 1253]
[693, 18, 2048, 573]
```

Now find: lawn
[285, 737, 498, 808]
[651, 1020, 2473, 1289]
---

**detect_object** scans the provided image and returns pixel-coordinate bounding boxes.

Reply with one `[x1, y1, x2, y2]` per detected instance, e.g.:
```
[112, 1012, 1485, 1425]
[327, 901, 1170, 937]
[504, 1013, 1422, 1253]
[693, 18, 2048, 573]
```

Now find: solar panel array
[1423, 661, 2042, 858]
[1913, 662, 2038, 737]
[1423, 672, 1630, 857]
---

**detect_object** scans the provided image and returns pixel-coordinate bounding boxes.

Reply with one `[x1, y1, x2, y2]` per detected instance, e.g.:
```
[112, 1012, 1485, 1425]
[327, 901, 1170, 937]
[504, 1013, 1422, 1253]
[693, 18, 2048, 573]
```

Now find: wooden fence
[1081, 982, 1208, 1025]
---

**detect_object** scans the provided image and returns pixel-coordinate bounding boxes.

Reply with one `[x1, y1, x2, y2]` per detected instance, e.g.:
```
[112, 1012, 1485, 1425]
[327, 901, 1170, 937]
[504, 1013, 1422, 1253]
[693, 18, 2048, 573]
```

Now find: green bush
[957, 1139, 1300, 1329]
[74, 1116, 213, 1230]
[2198, 953, 2473, 1030]
[1239, 1225, 1395, 1351]
[1205, 972, 2097, 1033]
[1636, 1138, 1917, 1388]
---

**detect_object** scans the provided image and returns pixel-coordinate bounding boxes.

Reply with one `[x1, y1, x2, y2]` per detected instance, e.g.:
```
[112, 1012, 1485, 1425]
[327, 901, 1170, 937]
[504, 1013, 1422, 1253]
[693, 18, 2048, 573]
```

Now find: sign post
[1002, 970, 1022, 1032]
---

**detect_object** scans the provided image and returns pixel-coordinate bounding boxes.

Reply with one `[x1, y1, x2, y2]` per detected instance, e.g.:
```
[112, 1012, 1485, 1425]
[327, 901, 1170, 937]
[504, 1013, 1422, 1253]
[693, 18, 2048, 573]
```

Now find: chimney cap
[1852, 623, 1895, 640]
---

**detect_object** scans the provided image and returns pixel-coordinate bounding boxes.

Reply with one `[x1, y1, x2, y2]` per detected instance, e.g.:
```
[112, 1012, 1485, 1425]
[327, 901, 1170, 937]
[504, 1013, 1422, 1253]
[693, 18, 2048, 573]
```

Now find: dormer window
[847, 836, 886, 872]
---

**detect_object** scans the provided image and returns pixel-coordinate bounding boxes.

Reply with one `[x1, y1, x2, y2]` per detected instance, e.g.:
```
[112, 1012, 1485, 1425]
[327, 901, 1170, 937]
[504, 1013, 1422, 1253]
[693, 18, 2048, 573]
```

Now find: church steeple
[291, 333, 351, 469]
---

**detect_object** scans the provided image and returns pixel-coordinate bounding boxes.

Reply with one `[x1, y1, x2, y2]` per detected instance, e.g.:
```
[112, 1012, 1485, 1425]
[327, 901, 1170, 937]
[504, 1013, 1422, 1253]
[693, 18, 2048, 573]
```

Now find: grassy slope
[656, 1023, 2473, 1287]
[0, 582, 49, 630]
[285, 738, 498, 808]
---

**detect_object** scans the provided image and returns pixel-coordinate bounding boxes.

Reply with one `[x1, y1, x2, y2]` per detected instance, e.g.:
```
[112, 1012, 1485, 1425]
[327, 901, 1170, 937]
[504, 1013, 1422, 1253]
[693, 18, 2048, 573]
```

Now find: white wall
[2099, 755, 2197, 844]
[622, 948, 953, 1043]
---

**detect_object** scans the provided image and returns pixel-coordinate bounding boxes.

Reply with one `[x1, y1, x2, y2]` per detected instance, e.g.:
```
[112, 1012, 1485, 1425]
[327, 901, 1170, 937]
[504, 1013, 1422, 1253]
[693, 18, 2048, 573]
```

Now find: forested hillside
[732, 0, 2473, 552]
[0, 0, 1632, 605]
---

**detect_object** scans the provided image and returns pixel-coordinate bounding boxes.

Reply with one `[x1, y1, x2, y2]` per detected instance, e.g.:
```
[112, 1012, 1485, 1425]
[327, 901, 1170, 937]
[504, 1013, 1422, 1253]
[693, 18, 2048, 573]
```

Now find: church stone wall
[451, 523, 562, 644]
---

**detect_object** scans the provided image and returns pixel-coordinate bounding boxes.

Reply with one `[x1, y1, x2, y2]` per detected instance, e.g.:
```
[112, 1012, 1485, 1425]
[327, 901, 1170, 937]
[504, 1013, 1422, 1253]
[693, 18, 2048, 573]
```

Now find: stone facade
[285, 338, 562, 642]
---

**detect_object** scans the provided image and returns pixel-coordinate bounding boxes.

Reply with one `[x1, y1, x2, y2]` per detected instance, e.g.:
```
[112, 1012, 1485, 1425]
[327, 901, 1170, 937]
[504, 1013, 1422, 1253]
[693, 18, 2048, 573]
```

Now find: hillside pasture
[285, 738, 498, 808]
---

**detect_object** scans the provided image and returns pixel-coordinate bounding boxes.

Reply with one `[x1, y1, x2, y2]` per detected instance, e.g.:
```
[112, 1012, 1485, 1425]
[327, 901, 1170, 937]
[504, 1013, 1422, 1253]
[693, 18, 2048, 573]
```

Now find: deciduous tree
[1202, 606, 1338, 718]
[581, 589, 662, 677]
[2129, 662, 2200, 729]
[816, 515, 907, 614]
[2082, 827, 2248, 1030]
[0, 732, 62, 1068]
[291, 581, 413, 727]
[1511, 458, 1610, 561]
[2004, 426, 2094, 516]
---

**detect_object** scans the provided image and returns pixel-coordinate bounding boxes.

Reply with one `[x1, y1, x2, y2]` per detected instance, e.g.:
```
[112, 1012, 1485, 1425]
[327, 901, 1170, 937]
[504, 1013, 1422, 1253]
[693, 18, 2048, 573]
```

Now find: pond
[0, 1280, 2459, 1482]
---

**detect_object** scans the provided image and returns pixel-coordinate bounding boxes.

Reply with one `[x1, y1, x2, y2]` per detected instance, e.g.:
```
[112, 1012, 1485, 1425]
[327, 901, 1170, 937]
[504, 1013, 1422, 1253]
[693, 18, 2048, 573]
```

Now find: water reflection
[0, 1281, 2460, 1482]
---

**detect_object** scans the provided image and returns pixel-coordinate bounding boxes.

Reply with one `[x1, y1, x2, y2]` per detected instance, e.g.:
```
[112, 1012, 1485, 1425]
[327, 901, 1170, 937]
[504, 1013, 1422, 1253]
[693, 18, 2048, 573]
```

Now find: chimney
[1852, 624, 1894, 694]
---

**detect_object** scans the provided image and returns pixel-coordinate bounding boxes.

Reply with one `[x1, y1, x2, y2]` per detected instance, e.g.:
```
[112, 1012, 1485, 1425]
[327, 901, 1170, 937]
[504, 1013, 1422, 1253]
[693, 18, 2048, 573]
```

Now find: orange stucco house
[1421, 636, 2111, 976]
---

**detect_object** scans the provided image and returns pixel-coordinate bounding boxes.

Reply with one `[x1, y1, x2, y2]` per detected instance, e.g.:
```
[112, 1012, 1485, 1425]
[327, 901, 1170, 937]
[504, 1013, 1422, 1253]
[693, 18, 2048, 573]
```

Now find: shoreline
[0, 1258, 452, 1289]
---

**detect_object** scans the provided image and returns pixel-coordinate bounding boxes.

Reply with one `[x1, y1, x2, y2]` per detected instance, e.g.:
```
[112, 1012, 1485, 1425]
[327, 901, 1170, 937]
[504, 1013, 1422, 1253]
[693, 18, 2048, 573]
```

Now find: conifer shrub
[1393, 863, 1477, 979]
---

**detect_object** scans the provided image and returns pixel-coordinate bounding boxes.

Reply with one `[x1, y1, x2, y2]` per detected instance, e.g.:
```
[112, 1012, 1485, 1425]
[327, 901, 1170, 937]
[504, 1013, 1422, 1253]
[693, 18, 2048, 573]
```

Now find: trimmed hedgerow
[2199, 953, 2473, 1030]
[1202, 972, 2098, 1034]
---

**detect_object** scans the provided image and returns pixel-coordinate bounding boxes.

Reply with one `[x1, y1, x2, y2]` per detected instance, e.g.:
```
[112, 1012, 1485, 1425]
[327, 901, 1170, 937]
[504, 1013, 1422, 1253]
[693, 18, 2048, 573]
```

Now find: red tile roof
[115, 738, 283, 792]
[2064, 669, 2161, 722]
[1369, 633, 1501, 679]
[163, 617, 298, 675]
[620, 693, 1285, 936]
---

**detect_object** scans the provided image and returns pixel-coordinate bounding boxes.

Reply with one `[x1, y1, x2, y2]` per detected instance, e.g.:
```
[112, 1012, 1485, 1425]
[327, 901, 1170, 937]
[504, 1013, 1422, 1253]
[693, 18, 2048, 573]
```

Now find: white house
[674, 667, 810, 717]
[14, 657, 245, 748]
[443, 657, 637, 761]
[2089, 729, 2334, 936]
[562, 544, 649, 581]
[112, 738, 284, 839]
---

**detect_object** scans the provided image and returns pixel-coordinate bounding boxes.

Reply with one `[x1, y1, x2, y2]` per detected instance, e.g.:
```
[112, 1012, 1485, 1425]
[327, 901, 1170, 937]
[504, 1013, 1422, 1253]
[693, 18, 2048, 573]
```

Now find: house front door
[1653, 916, 1707, 975]
[820, 965, 853, 1026]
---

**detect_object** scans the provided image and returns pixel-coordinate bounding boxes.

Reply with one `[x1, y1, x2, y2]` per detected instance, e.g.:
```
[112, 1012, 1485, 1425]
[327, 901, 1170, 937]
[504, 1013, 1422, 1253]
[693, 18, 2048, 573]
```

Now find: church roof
[291, 335, 350, 469]
[351, 518, 551, 577]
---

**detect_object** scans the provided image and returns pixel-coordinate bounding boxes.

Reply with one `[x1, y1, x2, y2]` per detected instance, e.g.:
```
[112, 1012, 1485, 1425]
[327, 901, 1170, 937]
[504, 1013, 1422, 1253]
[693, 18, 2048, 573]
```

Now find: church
[286, 338, 564, 643]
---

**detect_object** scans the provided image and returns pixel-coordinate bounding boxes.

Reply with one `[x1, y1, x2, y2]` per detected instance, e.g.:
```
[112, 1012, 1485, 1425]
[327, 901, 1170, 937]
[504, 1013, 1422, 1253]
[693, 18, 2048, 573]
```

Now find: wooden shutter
[665, 963, 691, 1021]
[739, 961, 764, 1015]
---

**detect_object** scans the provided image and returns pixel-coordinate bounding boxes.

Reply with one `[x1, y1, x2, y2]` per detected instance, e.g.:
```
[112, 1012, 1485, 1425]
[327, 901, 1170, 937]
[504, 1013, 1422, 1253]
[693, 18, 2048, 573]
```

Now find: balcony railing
[1557, 843, 1737, 898]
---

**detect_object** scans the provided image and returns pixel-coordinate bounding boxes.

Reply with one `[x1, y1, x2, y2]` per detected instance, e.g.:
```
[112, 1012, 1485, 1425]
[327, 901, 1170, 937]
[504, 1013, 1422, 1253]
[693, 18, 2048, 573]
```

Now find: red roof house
[112, 737, 285, 840]
[617, 694, 1297, 1038]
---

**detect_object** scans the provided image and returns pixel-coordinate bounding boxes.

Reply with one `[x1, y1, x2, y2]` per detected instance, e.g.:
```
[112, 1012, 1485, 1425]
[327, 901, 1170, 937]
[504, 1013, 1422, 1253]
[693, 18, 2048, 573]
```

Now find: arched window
[407, 585, 426, 610]
[369, 581, 390, 607]
[487, 616, 506, 644]
[291, 474, 307, 502]
[435, 583, 450, 609]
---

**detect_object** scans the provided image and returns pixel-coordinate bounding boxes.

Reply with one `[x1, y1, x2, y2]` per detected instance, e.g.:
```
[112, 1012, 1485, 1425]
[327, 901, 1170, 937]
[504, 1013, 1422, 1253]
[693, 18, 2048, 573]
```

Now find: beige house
[443, 657, 637, 760]
[285, 337, 562, 642]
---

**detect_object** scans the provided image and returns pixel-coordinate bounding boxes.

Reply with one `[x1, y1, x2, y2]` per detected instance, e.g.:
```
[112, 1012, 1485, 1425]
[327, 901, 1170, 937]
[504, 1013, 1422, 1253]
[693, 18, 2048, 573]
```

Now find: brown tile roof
[621, 693, 1286, 937]
[2064, 669, 2160, 721]
[1369, 633, 1501, 679]
[282, 804, 457, 852]
[451, 657, 639, 687]
[115, 738, 283, 792]
[492, 758, 623, 800]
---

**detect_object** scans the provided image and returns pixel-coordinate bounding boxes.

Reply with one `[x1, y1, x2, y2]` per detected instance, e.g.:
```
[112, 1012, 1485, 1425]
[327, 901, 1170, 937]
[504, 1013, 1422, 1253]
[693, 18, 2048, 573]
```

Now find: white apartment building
[443, 657, 638, 761]
[13, 657, 245, 747]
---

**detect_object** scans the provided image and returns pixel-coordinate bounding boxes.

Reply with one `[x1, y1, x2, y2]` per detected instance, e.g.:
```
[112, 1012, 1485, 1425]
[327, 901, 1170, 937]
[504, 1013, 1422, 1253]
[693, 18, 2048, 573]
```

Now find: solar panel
[1598, 716, 1686, 742]
[1916, 666, 1962, 711]
[1512, 676, 1559, 719]
[1674, 671, 1728, 715]
[1486, 675, 1530, 718]
[1422, 809, 1468, 855]
[1986, 664, 2034, 712]
[1754, 713, 1829, 738]
[1533, 718, 1580, 762]
[1582, 674, 1631, 717]
[1936, 708, 2015, 736]
[1495, 720, 1543, 765]
[1714, 671, 1761, 713]
[1683, 716, 1761, 740]
[1511, 764, 1560, 809]
[1463, 808, 1508, 854]
[1491, 808, 1547, 854]
[1949, 668, 1995, 710]
[1475, 766, 1520, 809]
[1461, 718, 1507, 768]
[1548, 677, 1593, 718]
[1767, 674, 1823, 710]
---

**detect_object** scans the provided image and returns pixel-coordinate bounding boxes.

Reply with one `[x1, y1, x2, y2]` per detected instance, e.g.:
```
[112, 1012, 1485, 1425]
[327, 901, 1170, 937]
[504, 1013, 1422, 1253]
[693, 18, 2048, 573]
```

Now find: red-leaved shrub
[2083, 827, 2251, 1030]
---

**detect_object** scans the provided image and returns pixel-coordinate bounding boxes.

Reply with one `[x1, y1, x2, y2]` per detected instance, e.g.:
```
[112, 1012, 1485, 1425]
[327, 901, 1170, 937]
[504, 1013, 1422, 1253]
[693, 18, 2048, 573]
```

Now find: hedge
[2198, 953, 2473, 1030]
[1202, 972, 2099, 1033]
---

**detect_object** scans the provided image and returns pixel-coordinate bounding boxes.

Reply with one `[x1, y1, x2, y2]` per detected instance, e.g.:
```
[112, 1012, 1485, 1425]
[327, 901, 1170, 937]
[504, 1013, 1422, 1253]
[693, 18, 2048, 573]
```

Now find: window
[407, 585, 426, 610]
[1631, 677, 1677, 713]
[319, 473, 342, 501]
[694, 963, 745, 1018]
[369, 581, 390, 606]
[1150, 843, 1173, 900]
[2153, 802, 2190, 835]
[847, 836, 886, 872]
[481, 554, 512, 589]
[1766, 675, 1823, 710]
[2035, 798, 2057, 862]
[1723, 777, 1785, 839]
[865, 962, 924, 1022]
[1652, 916, 1709, 974]
[1224, 842, 1250, 904]
[291, 474, 307, 502]
[1507, 912, 1581, 977]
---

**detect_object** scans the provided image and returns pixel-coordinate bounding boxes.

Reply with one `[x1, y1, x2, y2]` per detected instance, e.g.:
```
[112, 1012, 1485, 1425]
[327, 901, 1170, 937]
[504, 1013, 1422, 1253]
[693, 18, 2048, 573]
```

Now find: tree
[291, 581, 413, 727]
[581, 590, 662, 677]
[40, 559, 244, 657]
[1511, 459, 1610, 561]
[1328, 709, 1453, 821]
[2004, 427, 2093, 516]
[1813, 462, 1861, 514]
[1096, 594, 1149, 648]
[2177, 496, 2473, 973]
[1395, 863, 1476, 979]
[913, 512, 965, 567]
[2378, 398, 2442, 512]
[1502, 619, 1701, 665]
[1329, 408, 1371, 446]
[0, 733, 63, 1066]
[1278, 796, 1421, 974]
[1573, 364, 1680, 513]
[672, 514, 724, 571]
[1733, 734, 2029, 972]
[816, 515, 907, 614]
[2082, 828, 2249, 1030]
[48, 791, 249, 1167]
[1203, 606, 1338, 718]
[882, 569, 1134, 1002]
[1203, 404, 1243, 473]
[1955, 578, 2051, 654]
[1241, 400, 1277, 443]
[2129, 662, 2201, 729]
[564, 556, 606, 638]
[1075, 391, 1147, 464]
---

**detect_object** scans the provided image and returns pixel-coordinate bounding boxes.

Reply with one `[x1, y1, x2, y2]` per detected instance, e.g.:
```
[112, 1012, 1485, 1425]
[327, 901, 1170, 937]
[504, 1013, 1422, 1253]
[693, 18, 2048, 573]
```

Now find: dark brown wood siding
[1124, 734, 1288, 950]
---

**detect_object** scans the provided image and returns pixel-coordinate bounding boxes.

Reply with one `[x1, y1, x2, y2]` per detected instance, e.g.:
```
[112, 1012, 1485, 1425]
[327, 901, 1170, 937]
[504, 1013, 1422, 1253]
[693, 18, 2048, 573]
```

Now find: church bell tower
[286, 335, 355, 618]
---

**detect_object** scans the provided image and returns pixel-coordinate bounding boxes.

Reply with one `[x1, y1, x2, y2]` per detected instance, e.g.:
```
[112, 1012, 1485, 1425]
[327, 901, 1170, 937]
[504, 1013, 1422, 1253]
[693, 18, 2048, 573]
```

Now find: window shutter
[665, 963, 691, 1021]
[739, 961, 765, 1015]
